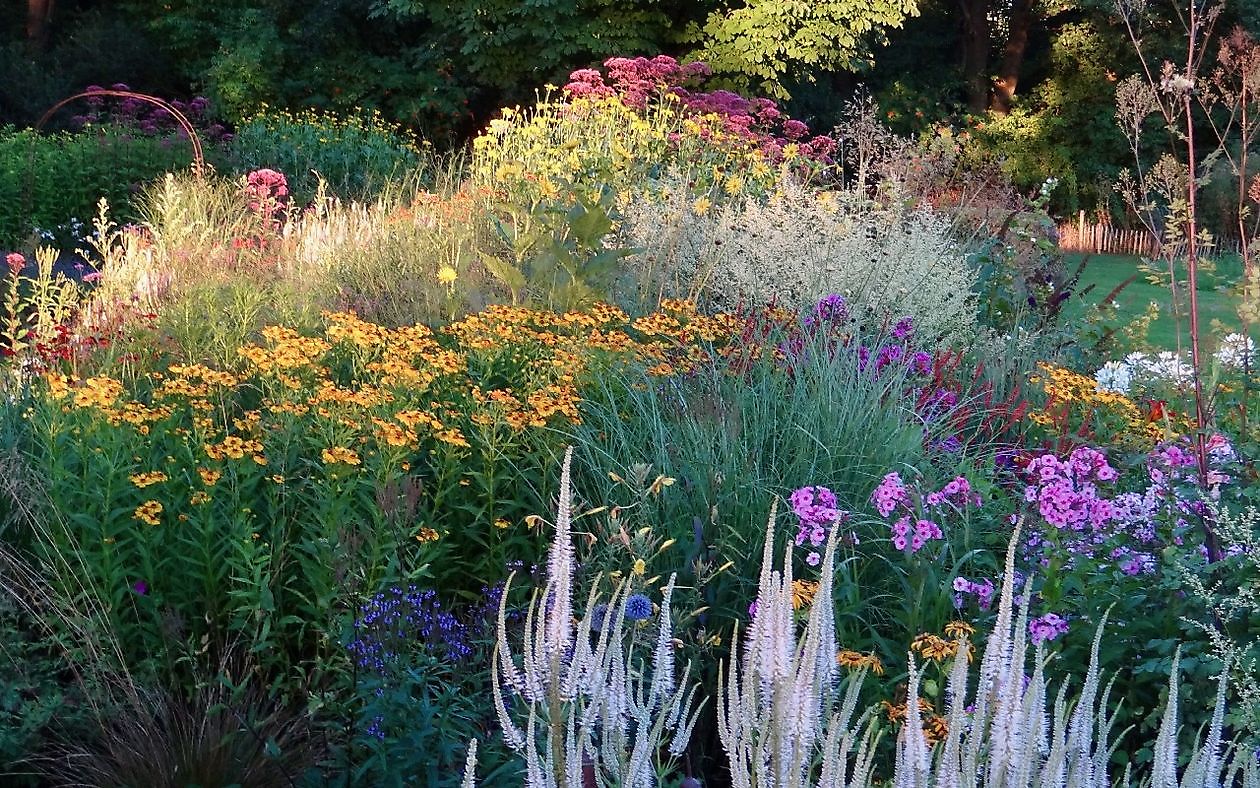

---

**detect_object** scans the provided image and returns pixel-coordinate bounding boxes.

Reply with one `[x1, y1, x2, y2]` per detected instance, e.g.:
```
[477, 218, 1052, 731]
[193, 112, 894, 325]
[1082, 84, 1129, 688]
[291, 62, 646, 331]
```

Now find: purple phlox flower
[132, 579, 148, 595]
[891, 317, 914, 341]
[791, 485, 845, 548]
[1029, 612, 1069, 645]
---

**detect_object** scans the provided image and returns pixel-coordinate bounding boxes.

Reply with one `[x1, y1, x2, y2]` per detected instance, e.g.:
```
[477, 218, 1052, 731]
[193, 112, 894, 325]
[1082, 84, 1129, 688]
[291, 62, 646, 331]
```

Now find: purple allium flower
[132, 580, 148, 596]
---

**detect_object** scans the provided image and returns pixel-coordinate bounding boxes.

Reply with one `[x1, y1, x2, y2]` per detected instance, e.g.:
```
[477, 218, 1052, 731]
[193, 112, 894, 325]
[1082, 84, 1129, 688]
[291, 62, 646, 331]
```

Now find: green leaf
[478, 251, 527, 298]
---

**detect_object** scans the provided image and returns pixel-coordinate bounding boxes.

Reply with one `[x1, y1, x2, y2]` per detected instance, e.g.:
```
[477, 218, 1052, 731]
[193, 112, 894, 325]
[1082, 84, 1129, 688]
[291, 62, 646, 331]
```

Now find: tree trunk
[959, 0, 991, 114]
[26, 0, 54, 47]
[990, 0, 1037, 114]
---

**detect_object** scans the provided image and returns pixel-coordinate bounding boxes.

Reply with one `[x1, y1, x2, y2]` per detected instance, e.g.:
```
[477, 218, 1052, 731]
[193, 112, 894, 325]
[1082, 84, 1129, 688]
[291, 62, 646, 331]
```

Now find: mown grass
[1061, 252, 1251, 351]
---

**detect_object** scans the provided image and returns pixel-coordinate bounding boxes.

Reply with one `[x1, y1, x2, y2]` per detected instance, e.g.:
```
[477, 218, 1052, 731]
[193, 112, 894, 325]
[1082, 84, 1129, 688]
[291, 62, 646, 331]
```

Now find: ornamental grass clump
[492, 447, 703, 787]
[621, 177, 976, 341]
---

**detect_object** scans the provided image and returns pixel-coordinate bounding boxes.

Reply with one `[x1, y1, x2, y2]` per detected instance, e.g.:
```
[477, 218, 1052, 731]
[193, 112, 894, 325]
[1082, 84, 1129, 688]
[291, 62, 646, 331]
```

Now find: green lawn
[1058, 252, 1250, 351]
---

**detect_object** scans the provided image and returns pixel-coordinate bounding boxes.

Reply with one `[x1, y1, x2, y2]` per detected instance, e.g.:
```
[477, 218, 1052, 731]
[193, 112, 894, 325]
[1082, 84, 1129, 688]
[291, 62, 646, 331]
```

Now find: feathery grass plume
[493, 446, 702, 787]
[717, 499, 877, 788]
[894, 519, 1260, 787]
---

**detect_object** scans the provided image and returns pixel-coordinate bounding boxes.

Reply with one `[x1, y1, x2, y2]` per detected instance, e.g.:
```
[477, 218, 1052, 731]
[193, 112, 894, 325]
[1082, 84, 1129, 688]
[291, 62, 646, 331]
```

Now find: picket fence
[1057, 212, 1244, 257]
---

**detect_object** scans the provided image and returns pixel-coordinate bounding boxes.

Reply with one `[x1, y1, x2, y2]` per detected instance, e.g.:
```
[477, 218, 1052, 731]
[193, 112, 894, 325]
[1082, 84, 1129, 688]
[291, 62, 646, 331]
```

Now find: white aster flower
[1215, 333, 1255, 369]
[1094, 361, 1133, 394]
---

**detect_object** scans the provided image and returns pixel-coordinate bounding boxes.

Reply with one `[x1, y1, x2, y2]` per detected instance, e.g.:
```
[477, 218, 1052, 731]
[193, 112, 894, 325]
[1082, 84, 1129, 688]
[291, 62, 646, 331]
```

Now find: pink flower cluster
[562, 55, 838, 163]
[871, 472, 911, 518]
[245, 169, 290, 219]
[891, 516, 941, 552]
[790, 485, 847, 566]
[76, 84, 230, 142]
[5, 253, 24, 274]
[870, 472, 979, 554]
[1021, 447, 1118, 532]
[1028, 612, 1069, 645]
[1148, 434, 1234, 499]
[924, 476, 981, 508]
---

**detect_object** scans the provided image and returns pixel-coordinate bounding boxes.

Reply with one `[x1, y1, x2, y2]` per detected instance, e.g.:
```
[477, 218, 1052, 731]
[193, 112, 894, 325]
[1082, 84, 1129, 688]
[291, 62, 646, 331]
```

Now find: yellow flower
[791, 579, 820, 610]
[692, 196, 712, 216]
[837, 650, 884, 675]
[133, 500, 163, 526]
[322, 446, 362, 466]
[911, 633, 958, 662]
[437, 265, 458, 286]
[190, 491, 211, 505]
[632, 558, 646, 576]
[197, 467, 222, 486]
[944, 620, 975, 639]
[494, 518, 511, 530]
[128, 471, 169, 488]
[416, 527, 440, 543]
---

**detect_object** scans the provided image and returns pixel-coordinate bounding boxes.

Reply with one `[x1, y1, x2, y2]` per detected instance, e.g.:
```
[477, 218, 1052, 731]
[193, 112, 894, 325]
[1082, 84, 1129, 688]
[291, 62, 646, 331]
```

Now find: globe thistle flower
[625, 593, 654, 620]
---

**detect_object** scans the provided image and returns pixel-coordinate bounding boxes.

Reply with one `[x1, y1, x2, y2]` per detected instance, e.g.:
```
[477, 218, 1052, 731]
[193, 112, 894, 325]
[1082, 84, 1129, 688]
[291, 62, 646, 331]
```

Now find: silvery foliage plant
[718, 500, 879, 788]
[894, 521, 1259, 788]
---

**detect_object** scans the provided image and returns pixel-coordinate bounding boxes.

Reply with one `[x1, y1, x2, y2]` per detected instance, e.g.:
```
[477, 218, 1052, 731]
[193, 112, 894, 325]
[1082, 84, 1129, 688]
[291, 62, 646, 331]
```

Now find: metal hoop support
[36, 88, 206, 172]
[17, 89, 208, 248]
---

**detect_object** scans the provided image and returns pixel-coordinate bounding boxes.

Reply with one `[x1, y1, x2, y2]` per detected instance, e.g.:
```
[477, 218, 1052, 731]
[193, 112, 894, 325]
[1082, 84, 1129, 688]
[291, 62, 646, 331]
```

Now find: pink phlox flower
[871, 472, 911, 518]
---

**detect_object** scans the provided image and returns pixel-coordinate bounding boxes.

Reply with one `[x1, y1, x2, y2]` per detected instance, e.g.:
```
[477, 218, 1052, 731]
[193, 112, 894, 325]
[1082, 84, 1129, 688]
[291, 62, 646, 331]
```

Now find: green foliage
[369, 0, 682, 105]
[570, 322, 943, 652]
[686, 0, 920, 99]
[0, 126, 203, 248]
[965, 20, 1130, 215]
[226, 107, 427, 204]
[481, 185, 639, 310]
[0, 597, 88, 786]
[329, 646, 520, 787]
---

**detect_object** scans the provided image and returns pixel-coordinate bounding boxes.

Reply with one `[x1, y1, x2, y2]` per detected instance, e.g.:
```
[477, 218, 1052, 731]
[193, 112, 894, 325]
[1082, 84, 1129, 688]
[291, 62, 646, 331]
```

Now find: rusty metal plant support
[22, 89, 208, 235]
[36, 89, 206, 171]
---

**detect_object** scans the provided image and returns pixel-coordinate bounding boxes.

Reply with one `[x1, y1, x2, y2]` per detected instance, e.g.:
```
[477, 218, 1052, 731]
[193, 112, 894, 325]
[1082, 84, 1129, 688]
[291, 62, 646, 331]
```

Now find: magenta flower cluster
[790, 485, 847, 567]
[871, 472, 980, 553]
[871, 472, 911, 518]
[76, 83, 230, 142]
[1021, 447, 1119, 532]
[563, 56, 837, 163]
[1028, 612, 1069, 645]
[773, 297, 936, 386]
[1018, 437, 1239, 577]
[1148, 434, 1234, 500]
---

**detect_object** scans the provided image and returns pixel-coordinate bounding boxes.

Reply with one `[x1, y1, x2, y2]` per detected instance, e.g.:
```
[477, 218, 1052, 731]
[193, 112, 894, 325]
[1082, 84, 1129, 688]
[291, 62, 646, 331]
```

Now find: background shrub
[0, 126, 204, 248]
[226, 108, 426, 204]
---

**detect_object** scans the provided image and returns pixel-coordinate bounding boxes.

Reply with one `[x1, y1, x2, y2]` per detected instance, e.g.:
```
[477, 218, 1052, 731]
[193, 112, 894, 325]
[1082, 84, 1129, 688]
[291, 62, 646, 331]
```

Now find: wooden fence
[1057, 212, 1244, 257]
